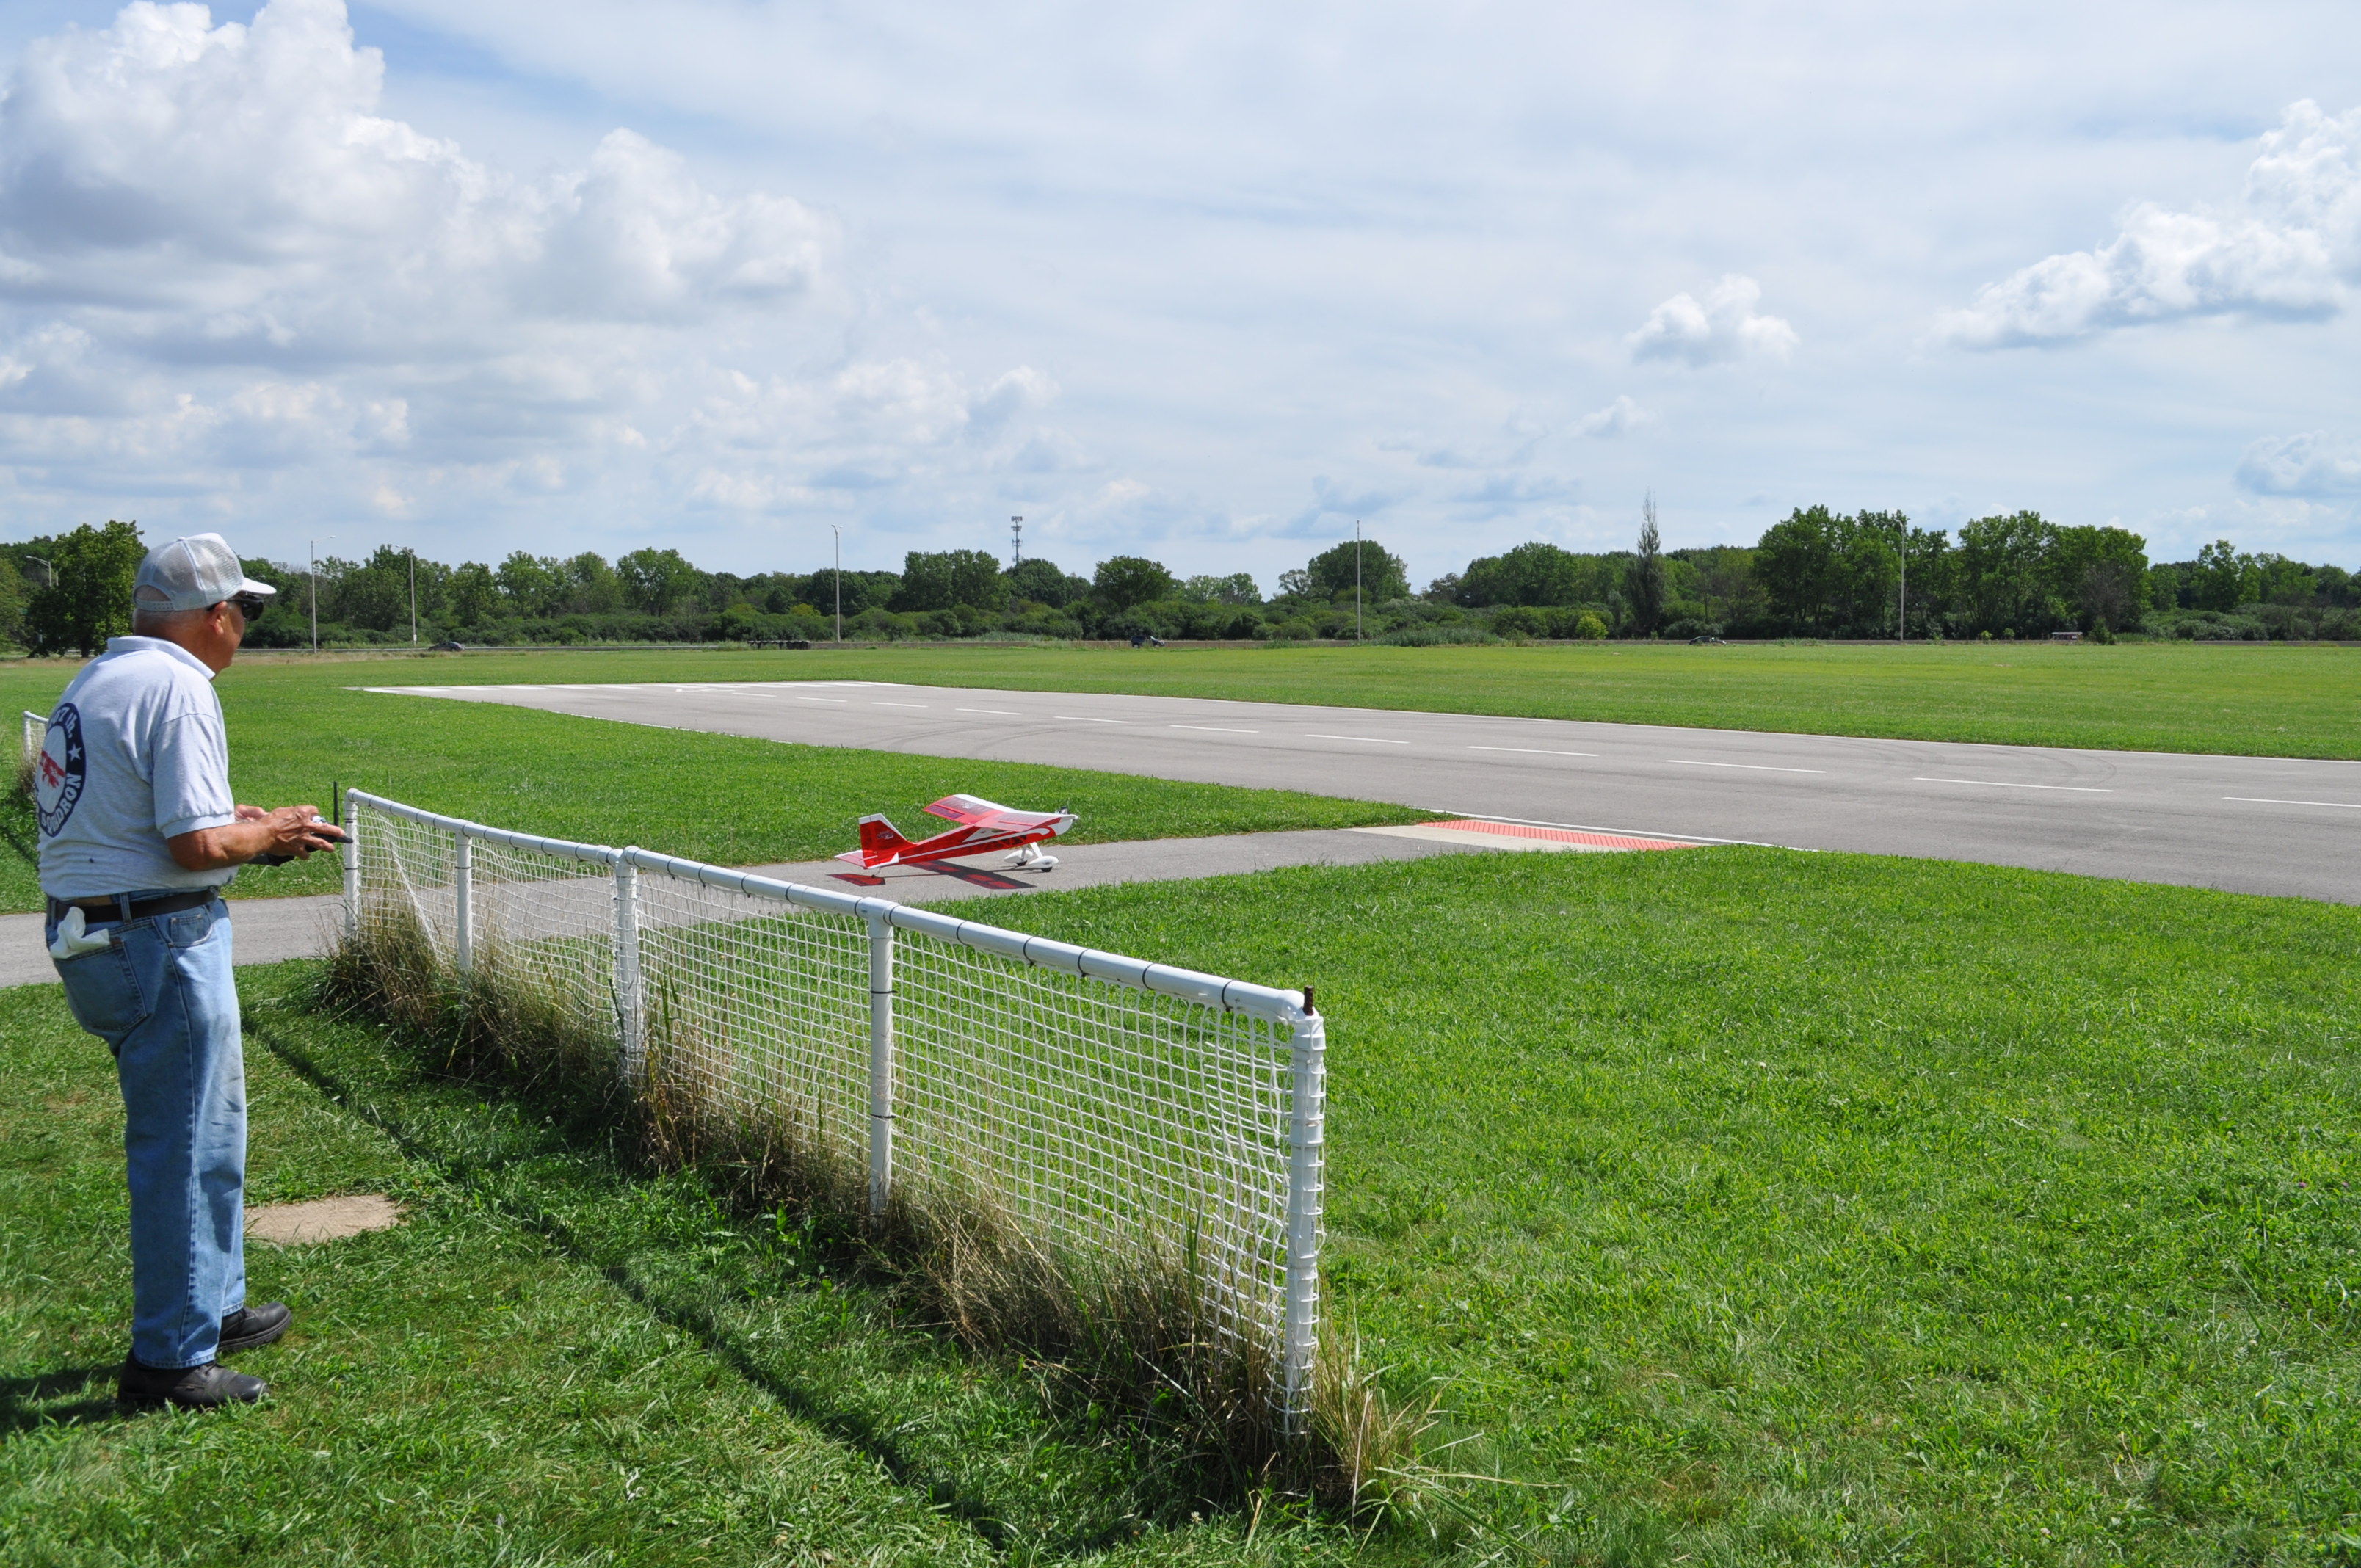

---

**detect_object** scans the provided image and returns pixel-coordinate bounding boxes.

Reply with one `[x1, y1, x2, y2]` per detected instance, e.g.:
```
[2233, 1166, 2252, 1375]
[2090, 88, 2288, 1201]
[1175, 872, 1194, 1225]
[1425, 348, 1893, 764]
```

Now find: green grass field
[12, 636, 2351, 761]
[8, 847, 2357, 1564]
[0, 965, 1296, 1566]
[0, 656, 1427, 915]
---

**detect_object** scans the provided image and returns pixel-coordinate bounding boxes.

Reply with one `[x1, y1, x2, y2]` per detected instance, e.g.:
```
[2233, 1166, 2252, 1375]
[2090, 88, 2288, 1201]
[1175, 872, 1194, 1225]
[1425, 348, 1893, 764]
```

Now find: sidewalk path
[0, 820, 1700, 988]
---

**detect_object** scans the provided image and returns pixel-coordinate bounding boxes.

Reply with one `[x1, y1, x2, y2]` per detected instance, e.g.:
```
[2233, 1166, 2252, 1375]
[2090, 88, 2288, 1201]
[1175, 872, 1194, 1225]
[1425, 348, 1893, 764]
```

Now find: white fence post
[453, 828, 474, 973]
[1282, 1001, 1327, 1434]
[614, 852, 642, 1079]
[867, 915, 896, 1224]
[341, 788, 360, 940]
[21, 711, 35, 762]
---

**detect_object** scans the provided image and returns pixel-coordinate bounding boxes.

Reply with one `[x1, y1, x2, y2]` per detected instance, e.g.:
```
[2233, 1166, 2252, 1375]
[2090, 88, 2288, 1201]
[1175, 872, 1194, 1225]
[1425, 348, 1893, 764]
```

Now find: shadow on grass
[244, 1004, 1165, 1561]
[0, 1364, 128, 1436]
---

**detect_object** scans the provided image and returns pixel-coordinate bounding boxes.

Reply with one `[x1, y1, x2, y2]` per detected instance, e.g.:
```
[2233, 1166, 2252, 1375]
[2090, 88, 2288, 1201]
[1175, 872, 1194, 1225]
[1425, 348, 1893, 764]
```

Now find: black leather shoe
[117, 1357, 266, 1409]
[219, 1302, 291, 1355]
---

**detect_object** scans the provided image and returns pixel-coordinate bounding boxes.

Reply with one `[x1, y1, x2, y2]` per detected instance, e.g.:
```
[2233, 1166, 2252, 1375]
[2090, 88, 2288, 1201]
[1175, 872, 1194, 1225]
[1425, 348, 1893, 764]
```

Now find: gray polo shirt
[37, 636, 238, 899]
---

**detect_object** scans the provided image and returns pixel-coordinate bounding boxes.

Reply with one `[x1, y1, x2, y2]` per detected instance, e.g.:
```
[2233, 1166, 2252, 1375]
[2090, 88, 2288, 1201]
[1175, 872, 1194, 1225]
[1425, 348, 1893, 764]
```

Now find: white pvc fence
[22, 710, 45, 761]
[341, 788, 1326, 1423]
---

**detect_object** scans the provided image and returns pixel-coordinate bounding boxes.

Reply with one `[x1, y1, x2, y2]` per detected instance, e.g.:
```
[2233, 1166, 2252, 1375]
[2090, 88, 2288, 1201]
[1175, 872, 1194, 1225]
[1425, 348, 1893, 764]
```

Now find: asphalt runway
[371, 679, 2361, 904]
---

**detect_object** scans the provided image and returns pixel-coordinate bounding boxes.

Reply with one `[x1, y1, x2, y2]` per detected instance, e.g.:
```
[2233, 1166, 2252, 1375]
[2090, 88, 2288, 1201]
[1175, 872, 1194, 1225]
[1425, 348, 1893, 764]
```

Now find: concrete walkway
[0, 819, 1700, 988]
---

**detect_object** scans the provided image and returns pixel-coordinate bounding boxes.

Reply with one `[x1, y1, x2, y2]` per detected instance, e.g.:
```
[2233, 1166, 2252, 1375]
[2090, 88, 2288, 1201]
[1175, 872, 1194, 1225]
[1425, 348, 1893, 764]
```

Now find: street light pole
[1898, 518, 1907, 645]
[1354, 520, 1363, 642]
[409, 548, 418, 645]
[830, 524, 842, 645]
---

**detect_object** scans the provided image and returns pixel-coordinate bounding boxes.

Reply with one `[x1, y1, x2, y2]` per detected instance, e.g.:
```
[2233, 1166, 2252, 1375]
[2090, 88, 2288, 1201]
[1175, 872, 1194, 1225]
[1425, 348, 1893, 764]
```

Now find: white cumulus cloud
[0, 0, 831, 354]
[2236, 432, 2361, 496]
[1575, 395, 1648, 437]
[1628, 275, 1797, 366]
[0, 0, 1070, 553]
[1939, 100, 2361, 348]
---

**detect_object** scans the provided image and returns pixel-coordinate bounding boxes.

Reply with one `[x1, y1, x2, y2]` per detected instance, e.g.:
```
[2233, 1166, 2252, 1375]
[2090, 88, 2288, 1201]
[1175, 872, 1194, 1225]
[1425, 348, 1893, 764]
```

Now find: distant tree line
[3, 511, 2355, 655]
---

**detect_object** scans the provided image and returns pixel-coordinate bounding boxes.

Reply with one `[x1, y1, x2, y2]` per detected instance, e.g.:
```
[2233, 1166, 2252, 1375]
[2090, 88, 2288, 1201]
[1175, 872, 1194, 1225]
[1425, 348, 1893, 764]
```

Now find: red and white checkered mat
[1424, 819, 1700, 852]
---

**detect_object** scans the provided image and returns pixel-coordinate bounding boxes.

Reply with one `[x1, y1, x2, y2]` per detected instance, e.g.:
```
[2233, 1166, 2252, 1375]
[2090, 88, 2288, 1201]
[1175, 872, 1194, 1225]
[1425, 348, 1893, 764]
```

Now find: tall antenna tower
[1011, 515, 1024, 567]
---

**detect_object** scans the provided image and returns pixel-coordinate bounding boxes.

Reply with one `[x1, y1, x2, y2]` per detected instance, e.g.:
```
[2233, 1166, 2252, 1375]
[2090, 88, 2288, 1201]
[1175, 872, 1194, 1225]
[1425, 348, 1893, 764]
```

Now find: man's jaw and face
[139, 597, 250, 674]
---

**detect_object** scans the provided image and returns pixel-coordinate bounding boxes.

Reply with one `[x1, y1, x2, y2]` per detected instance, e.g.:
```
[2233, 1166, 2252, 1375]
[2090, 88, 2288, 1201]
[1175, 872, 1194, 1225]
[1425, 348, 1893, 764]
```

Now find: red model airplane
[836, 794, 1077, 872]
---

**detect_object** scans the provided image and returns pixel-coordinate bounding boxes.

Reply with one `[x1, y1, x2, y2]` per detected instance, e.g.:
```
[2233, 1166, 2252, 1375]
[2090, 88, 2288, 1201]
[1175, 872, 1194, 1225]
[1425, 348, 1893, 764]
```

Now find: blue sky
[1, 0, 2357, 588]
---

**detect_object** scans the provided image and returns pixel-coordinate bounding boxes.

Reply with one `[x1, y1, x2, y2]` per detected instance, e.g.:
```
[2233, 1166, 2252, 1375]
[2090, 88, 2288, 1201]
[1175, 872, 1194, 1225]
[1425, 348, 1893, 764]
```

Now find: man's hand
[168, 806, 349, 872]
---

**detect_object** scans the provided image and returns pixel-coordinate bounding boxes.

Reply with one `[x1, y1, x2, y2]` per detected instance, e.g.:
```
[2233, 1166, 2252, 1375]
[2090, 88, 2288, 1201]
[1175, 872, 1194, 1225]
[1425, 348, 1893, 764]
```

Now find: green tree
[894, 550, 1009, 613]
[617, 548, 706, 614]
[2189, 540, 2259, 613]
[1671, 545, 1763, 629]
[26, 520, 145, 654]
[1092, 556, 1178, 611]
[1754, 507, 1840, 634]
[2257, 553, 2319, 606]
[1900, 527, 1953, 638]
[2048, 526, 2150, 632]
[1457, 542, 1586, 607]
[564, 553, 625, 614]
[496, 552, 564, 616]
[1302, 538, 1408, 604]
[1625, 496, 1667, 636]
[1178, 572, 1261, 606]
[0, 554, 24, 647]
[800, 568, 896, 618]
[449, 562, 499, 627]
[1005, 558, 1090, 608]
[1827, 512, 1903, 636]
[1954, 512, 2059, 635]
[333, 545, 416, 631]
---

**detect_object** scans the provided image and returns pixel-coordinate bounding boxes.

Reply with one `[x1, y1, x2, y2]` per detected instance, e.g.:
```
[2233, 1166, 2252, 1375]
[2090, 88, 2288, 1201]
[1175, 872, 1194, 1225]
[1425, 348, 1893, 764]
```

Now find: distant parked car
[429, 639, 465, 652]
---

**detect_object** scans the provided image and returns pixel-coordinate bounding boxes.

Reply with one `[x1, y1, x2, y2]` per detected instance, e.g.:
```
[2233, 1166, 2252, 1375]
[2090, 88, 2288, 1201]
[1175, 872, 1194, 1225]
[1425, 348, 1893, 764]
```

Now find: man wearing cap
[37, 532, 347, 1410]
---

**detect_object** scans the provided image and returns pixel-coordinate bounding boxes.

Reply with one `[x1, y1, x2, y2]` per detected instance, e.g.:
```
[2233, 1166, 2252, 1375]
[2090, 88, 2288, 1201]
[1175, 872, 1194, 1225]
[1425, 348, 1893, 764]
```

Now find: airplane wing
[921, 794, 1067, 831]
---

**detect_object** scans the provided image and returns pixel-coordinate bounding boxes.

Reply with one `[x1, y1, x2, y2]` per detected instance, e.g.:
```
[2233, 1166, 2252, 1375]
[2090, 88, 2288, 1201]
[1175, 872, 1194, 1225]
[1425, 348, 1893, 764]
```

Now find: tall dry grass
[316, 899, 1444, 1517]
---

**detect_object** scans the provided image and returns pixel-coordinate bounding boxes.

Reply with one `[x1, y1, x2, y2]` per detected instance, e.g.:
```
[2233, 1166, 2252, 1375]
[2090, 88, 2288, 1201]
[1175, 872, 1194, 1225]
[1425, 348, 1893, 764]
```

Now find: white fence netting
[341, 789, 1324, 1420]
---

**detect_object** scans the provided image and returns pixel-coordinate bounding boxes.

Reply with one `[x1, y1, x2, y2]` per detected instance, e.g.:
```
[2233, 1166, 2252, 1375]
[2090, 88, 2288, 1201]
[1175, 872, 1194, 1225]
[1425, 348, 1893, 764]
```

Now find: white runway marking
[1057, 716, 1130, 724]
[1667, 758, 1827, 774]
[1915, 777, 2111, 793]
[872, 702, 926, 708]
[1308, 733, 1407, 744]
[957, 708, 1025, 716]
[794, 696, 847, 704]
[1172, 725, 1258, 733]
[1467, 745, 1600, 758]
[2224, 796, 2361, 809]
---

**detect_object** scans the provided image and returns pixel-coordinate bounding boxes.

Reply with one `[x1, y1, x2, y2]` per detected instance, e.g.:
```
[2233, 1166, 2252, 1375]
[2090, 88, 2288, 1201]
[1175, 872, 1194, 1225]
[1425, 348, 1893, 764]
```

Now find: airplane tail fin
[835, 813, 914, 868]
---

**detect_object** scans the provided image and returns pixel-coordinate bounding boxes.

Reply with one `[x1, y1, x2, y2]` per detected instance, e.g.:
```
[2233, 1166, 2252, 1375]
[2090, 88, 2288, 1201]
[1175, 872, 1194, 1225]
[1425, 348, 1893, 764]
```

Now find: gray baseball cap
[133, 533, 278, 613]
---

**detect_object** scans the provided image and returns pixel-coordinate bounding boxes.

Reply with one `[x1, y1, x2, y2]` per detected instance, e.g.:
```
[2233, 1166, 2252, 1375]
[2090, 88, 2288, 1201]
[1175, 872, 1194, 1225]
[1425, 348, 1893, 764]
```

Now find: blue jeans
[48, 893, 245, 1370]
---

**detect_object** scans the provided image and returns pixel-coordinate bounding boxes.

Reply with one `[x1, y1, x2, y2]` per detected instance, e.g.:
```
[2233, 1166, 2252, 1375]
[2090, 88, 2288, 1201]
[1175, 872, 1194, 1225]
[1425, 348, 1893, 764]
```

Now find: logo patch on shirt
[36, 704, 85, 837]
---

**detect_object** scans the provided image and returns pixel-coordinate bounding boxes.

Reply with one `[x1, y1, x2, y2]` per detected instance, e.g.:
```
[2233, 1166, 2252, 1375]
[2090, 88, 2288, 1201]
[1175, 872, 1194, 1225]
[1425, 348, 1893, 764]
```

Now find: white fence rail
[23, 710, 46, 763]
[342, 788, 1326, 1423]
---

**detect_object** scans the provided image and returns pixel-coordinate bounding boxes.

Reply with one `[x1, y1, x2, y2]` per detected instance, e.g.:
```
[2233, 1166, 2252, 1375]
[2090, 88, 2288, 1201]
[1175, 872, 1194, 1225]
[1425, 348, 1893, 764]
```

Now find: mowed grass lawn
[7, 846, 2357, 1564]
[0, 658, 1428, 914]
